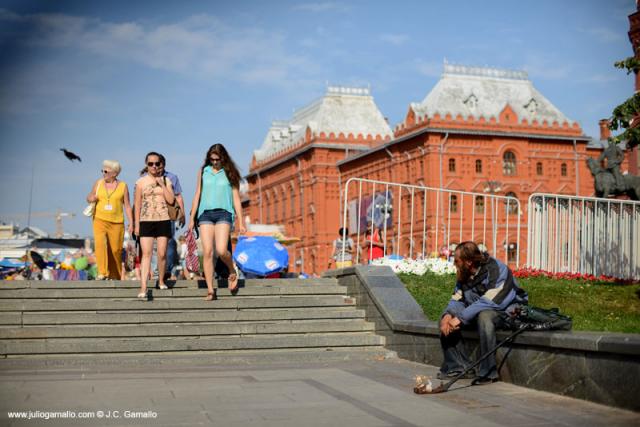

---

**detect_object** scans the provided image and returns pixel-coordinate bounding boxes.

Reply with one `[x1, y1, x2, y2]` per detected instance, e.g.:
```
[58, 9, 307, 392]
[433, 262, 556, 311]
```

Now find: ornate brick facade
[246, 67, 627, 274]
[246, 87, 392, 275]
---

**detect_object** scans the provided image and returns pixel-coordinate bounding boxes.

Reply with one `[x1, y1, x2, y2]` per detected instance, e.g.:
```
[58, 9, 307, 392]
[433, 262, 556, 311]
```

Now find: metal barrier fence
[340, 178, 521, 266]
[527, 193, 640, 280]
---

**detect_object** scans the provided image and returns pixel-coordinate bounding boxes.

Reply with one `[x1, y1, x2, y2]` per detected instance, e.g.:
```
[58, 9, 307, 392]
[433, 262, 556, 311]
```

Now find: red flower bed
[513, 267, 638, 285]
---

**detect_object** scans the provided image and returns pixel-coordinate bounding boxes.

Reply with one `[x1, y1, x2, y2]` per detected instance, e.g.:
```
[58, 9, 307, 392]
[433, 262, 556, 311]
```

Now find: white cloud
[581, 26, 624, 43]
[581, 73, 621, 84]
[0, 10, 317, 87]
[292, 2, 350, 13]
[299, 38, 318, 48]
[522, 54, 572, 80]
[415, 59, 443, 77]
[379, 33, 409, 46]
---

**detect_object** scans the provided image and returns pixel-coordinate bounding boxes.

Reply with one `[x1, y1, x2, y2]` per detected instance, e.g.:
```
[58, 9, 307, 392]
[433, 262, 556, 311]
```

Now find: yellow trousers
[93, 217, 124, 279]
[336, 260, 353, 269]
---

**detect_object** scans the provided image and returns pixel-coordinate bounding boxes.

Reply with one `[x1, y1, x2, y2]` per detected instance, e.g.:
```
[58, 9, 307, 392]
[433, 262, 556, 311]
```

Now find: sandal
[158, 284, 168, 290]
[228, 273, 239, 293]
[137, 290, 148, 300]
[204, 289, 217, 301]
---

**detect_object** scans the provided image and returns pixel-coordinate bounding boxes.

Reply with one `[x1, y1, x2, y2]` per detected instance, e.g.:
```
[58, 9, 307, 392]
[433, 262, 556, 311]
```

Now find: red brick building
[246, 64, 627, 274]
[245, 86, 392, 274]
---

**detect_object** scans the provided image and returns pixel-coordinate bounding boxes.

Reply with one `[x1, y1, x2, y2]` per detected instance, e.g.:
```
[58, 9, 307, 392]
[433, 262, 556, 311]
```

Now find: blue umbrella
[233, 236, 289, 276]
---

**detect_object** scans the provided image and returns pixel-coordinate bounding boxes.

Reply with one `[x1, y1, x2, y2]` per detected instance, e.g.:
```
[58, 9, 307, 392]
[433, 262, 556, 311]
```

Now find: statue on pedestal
[587, 142, 640, 200]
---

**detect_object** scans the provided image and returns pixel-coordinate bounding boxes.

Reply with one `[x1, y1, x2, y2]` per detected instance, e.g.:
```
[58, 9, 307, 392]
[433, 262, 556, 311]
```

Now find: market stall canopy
[0, 258, 26, 268]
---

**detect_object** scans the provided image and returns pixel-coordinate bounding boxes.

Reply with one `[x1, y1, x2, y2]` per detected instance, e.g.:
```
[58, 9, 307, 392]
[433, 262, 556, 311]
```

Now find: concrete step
[0, 278, 393, 362]
[0, 285, 347, 299]
[0, 295, 356, 312]
[0, 319, 375, 339]
[0, 307, 366, 326]
[0, 332, 385, 355]
[0, 278, 339, 289]
[0, 347, 396, 368]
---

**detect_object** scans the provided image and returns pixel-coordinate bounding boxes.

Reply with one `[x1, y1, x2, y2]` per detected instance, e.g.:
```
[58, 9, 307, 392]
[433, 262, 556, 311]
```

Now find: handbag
[185, 229, 200, 273]
[164, 177, 181, 221]
[83, 181, 101, 217]
[167, 202, 181, 221]
[192, 166, 205, 238]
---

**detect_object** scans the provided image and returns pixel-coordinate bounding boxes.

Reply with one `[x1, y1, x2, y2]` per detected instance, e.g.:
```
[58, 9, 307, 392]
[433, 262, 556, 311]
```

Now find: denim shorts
[198, 209, 233, 227]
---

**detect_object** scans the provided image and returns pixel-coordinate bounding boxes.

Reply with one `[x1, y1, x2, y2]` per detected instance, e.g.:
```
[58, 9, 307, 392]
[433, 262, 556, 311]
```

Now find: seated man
[439, 241, 527, 385]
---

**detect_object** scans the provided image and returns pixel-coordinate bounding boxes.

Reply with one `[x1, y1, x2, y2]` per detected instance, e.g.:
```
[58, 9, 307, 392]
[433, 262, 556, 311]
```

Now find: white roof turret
[410, 61, 577, 127]
[253, 85, 392, 163]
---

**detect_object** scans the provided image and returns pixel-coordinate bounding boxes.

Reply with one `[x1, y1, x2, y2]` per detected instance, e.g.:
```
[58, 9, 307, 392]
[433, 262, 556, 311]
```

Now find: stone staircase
[0, 278, 394, 365]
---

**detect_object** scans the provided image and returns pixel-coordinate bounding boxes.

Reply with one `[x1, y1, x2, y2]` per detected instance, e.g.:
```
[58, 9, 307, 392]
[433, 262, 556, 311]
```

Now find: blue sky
[0, 0, 635, 237]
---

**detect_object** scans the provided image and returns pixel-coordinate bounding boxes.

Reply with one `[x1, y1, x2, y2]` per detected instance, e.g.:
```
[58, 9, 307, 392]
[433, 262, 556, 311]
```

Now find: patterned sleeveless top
[137, 177, 172, 221]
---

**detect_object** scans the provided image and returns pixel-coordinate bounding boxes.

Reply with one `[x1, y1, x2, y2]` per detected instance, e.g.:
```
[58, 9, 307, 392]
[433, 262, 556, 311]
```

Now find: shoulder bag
[164, 177, 181, 221]
[83, 181, 101, 217]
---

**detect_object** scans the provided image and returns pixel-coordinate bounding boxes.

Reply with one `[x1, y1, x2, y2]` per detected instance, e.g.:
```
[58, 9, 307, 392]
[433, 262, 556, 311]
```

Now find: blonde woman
[134, 152, 175, 299]
[86, 160, 133, 280]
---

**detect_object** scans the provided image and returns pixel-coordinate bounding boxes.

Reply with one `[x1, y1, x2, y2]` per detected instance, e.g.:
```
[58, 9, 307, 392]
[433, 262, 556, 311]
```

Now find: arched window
[536, 162, 543, 176]
[448, 158, 456, 172]
[450, 195, 458, 213]
[504, 192, 518, 215]
[282, 186, 288, 220]
[475, 196, 484, 214]
[561, 163, 567, 177]
[265, 193, 271, 224]
[503, 151, 516, 176]
[272, 190, 279, 222]
[475, 159, 482, 173]
[507, 242, 518, 263]
[405, 195, 411, 221]
[290, 185, 296, 217]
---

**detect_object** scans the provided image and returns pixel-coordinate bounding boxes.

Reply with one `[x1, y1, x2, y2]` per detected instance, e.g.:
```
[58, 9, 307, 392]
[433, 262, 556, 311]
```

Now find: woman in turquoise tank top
[188, 144, 245, 300]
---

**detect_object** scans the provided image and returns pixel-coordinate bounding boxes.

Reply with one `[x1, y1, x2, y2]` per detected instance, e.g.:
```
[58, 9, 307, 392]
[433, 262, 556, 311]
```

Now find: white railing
[527, 193, 640, 280]
[340, 178, 521, 265]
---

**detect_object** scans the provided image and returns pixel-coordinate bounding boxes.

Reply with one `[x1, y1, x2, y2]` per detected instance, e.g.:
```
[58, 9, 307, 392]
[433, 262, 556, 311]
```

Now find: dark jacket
[444, 257, 527, 324]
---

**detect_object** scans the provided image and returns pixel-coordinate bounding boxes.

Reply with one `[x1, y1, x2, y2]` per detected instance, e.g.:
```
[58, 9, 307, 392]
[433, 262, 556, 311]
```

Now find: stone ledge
[392, 321, 640, 356]
[324, 266, 640, 412]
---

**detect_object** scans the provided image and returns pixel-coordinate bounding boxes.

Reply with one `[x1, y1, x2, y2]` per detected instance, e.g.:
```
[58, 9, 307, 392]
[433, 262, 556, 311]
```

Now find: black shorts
[139, 220, 172, 238]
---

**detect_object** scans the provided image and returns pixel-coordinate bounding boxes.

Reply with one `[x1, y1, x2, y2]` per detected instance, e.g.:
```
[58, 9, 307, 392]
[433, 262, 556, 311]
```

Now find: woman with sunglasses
[86, 160, 133, 280]
[134, 152, 175, 299]
[188, 144, 245, 301]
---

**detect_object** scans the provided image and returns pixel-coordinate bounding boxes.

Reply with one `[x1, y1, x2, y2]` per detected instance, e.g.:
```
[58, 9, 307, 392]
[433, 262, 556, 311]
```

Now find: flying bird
[60, 148, 81, 162]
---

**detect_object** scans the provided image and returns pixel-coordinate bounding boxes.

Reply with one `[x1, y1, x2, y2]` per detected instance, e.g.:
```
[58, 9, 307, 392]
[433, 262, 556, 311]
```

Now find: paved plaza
[0, 357, 637, 427]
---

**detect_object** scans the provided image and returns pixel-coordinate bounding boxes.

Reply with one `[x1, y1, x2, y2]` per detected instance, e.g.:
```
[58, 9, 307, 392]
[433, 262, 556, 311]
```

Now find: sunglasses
[101, 170, 112, 174]
[209, 157, 221, 163]
[147, 161, 163, 167]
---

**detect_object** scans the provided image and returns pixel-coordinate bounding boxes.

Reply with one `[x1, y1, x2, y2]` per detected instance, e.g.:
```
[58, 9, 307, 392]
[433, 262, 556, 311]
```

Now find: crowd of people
[86, 144, 244, 301]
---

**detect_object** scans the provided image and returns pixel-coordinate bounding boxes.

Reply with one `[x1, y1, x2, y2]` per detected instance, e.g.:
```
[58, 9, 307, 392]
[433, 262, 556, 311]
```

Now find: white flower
[371, 256, 455, 276]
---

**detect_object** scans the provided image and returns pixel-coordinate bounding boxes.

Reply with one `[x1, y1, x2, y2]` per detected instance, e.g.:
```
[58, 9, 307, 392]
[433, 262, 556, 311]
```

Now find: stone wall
[323, 265, 640, 412]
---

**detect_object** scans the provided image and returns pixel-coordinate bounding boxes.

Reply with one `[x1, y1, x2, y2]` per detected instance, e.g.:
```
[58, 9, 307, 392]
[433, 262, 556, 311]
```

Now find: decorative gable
[499, 104, 518, 125]
[406, 107, 416, 127]
[524, 98, 538, 114]
[444, 178, 465, 191]
[463, 93, 478, 109]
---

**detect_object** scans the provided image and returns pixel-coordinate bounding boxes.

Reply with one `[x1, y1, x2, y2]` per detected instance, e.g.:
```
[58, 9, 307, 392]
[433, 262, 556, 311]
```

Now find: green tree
[609, 57, 640, 149]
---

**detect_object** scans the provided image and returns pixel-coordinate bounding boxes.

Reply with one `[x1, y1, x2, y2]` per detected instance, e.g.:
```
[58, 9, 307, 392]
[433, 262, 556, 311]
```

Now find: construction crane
[1, 210, 76, 238]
